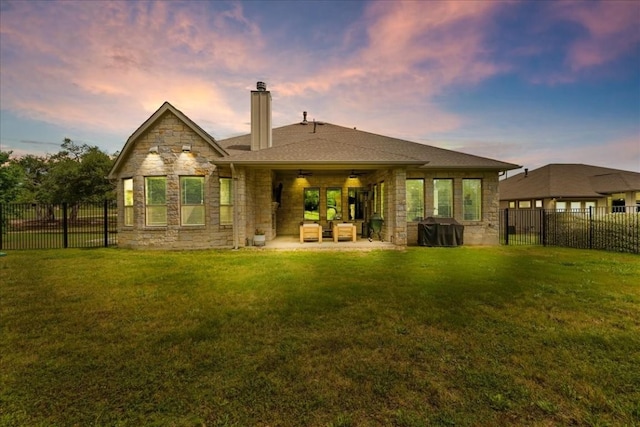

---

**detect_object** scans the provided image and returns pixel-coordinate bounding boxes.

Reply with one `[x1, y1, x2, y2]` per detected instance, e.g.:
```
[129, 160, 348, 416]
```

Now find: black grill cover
[418, 217, 464, 247]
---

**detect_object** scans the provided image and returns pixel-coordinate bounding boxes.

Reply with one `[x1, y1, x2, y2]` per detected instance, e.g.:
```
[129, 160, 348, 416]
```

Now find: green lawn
[1, 247, 638, 426]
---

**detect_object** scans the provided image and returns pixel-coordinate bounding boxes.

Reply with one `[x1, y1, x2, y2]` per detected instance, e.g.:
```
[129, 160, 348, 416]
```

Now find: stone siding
[405, 170, 501, 245]
[114, 111, 233, 249]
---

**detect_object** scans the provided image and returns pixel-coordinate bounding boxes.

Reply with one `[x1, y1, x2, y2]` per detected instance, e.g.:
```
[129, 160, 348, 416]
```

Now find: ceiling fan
[349, 170, 367, 178]
[297, 169, 313, 177]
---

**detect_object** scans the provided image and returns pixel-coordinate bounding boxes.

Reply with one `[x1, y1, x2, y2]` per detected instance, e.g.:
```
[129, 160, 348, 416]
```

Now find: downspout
[230, 163, 239, 250]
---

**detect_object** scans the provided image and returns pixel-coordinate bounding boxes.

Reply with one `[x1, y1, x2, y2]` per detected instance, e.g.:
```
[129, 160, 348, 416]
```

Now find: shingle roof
[499, 164, 640, 200]
[215, 122, 520, 170]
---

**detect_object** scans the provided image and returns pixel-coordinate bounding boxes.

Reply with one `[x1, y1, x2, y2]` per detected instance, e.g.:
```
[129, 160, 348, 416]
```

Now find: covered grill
[418, 217, 464, 247]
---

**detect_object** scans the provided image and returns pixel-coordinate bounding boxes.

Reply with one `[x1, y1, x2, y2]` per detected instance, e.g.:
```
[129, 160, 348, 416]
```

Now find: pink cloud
[553, 1, 640, 71]
[273, 1, 506, 137]
[0, 1, 264, 137]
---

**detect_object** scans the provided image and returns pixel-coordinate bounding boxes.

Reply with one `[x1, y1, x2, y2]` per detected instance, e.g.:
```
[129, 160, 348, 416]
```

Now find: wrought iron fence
[0, 201, 117, 250]
[500, 207, 639, 254]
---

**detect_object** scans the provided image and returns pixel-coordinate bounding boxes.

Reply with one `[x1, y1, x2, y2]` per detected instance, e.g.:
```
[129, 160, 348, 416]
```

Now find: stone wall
[114, 111, 233, 249]
[406, 170, 501, 245]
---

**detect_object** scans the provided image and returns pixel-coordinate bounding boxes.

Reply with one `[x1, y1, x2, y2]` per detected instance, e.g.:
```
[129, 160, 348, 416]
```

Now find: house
[499, 164, 640, 212]
[108, 82, 520, 249]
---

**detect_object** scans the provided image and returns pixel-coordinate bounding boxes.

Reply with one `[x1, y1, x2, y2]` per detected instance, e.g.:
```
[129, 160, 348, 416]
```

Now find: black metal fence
[0, 201, 117, 250]
[501, 207, 639, 254]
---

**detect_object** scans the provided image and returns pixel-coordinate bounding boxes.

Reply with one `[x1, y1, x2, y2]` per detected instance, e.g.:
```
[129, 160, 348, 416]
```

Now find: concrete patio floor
[245, 235, 403, 251]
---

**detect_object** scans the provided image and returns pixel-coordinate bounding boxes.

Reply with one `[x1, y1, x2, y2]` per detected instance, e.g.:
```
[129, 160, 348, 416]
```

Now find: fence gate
[0, 201, 117, 250]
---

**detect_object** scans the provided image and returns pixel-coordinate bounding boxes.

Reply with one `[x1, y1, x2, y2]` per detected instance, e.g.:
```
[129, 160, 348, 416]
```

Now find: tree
[0, 151, 25, 203]
[5, 139, 115, 219]
[44, 143, 115, 204]
[41, 139, 115, 219]
[10, 154, 50, 203]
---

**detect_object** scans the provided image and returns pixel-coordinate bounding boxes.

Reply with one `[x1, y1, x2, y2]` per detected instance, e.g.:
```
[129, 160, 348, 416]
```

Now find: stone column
[391, 168, 407, 245]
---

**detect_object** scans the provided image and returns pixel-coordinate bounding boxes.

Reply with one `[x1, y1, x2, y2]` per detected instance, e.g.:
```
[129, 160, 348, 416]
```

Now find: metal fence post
[63, 203, 68, 249]
[588, 206, 593, 250]
[504, 209, 509, 245]
[104, 200, 109, 247]
[0, 204, 3, 251]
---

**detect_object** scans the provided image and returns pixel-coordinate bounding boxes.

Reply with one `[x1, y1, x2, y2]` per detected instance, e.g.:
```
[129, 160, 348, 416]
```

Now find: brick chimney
[251, 81, 272, 151]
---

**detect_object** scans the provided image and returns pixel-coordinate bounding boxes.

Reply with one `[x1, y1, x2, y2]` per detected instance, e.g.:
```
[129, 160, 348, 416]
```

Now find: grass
[1, 246, 639, 426]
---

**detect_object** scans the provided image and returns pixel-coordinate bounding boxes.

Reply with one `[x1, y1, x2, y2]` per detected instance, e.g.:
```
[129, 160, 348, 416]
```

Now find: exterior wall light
[149, 145, 159, 154]
[182, 144, 192, 153]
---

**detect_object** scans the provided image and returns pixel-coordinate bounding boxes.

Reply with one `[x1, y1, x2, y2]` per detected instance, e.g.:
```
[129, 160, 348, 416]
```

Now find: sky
[1, 0, 639, 173]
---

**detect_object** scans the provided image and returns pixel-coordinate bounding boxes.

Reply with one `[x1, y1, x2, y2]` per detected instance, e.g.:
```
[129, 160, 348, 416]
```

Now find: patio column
[391, 168, 407, 245]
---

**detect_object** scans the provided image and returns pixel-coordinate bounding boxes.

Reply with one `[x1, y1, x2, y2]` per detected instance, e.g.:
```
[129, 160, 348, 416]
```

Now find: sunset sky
[1, 0, 638, 173]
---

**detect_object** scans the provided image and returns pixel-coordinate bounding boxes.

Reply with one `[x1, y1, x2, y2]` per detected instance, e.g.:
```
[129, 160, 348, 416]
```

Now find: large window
[406, 179, 424, 221]
[181, 176, 204, 226]
[145, 176, 167, 226]
[462, 179, 481, 221]
[304, 187, 320, 221]
[326, 187, 342, 220]
[220, 178, 233, 225]
[433, 179, 453, 217]
[123, 178, 133, 226]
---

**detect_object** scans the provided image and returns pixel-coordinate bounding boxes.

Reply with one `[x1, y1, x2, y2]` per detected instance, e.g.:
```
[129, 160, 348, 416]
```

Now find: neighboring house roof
[499, 164, 640, 200]
[215, 122, 520, 170]
[109, 102, 228, 178]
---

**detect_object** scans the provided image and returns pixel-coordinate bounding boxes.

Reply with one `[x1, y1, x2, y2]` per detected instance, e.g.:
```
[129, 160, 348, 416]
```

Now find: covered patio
[244, 235, 402, 251]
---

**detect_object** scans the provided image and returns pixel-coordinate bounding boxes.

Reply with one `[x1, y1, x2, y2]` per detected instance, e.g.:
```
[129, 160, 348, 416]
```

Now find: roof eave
[420, 163, 521, 171]
[211, 159, 428, 167]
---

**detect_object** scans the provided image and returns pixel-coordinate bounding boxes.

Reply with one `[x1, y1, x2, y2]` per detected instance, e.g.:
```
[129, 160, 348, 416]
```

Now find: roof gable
[108, 102, 228, 178]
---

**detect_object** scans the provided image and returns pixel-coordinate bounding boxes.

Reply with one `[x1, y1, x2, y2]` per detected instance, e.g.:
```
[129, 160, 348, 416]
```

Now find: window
[535, 200, 543, 208]
[380, 181, 385, 219]
[570, 201, 581, 210]
[181, 176, 204, 226]
[145, 176, 167, 226]
[348, 188, 366, 220]
[585, 201, 596, 210]
[406, 179, 424, 221]
[611, 193, 626, 212]
[123, 178, 133, 226]
[433, 179, 453, 217]
[518, 200, 531, 208]
[326, 188, 342, 220]
[509, 201, 516, 208]
[304, 187, 320, 220]
[220, 178, 233, 225]
[462, 179, 481, 221]
[555, 201, 567, 212]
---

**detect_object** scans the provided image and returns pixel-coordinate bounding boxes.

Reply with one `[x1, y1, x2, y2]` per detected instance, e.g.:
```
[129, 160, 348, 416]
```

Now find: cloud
[0, 1, 264, 137]
[553, 1, 640, 72]
[272, 1, 505, 138]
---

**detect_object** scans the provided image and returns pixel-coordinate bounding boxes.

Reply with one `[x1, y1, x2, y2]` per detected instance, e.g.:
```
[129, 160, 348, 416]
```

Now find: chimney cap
[256, 81, 267, 91]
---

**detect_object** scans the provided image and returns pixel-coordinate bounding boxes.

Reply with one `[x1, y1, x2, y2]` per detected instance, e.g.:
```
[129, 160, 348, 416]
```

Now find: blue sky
[1, 0, 638, 173]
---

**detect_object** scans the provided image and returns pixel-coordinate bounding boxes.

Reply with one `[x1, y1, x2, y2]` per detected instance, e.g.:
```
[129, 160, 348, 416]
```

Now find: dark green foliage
[0, 151, 24, 203]
[6, 138, 115, 205]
